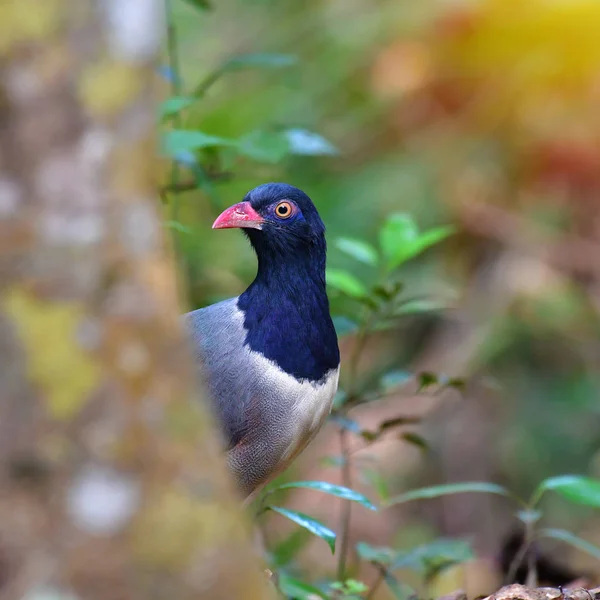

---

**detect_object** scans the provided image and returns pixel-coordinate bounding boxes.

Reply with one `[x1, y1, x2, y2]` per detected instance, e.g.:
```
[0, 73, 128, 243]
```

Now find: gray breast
[184, 298, 339, 494]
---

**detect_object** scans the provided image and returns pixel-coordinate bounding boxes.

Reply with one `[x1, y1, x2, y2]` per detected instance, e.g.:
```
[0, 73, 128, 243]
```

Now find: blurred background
[161, 0, 600, 596]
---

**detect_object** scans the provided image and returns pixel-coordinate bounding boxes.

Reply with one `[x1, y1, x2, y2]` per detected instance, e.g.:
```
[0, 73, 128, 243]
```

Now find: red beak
[212, 201, 264, 230]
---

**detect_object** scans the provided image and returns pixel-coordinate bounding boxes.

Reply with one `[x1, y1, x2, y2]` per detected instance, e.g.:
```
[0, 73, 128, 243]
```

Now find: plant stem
[336, 427, 352, 581]
[164, 0, 187, 262]
[525, 520, 538, 587]
[165, 0, 182, 97]
[505, 521, 536, 585]
[165, 0, 183, 203]
[192, 67, 226, 97]
[366, 565, 386, 600]
[335, 308, 378, 580]
[347, 311, 375, 398]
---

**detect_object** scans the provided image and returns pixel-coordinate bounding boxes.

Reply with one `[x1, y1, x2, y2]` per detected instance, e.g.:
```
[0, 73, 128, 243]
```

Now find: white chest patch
[291, 368, 339, 439]
[247, 348, 339, 455]
[228, 304, 340, 460]
[264, 362, 339, 461]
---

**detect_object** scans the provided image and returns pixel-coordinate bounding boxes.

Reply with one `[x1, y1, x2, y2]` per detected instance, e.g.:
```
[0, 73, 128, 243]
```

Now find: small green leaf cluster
[381, 475, 600, 572]
[327, 213, 455, 338]
[267, 475, 600, 598]
[158, 40, 338, 235]
[260, 480, 376, 555]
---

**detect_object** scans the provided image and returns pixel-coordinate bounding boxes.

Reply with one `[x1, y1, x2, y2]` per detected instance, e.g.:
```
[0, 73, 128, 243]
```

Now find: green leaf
[338, 579, 368, 595]
[356, 295, 381, 310]
[373, 281, 403, 300]
[418, 371, 438, 390]
[236, 130, 289, 164]
[181, 0, 211, 10]
[326, 269, 368, 298]
[446, 377, 467, 393]
[271, 481, 376, 511]
[401, 432, 428, 451]
[361, 430, 378, 442]
[284, 128, 338, 156]
[164, 220, 192, 234]
[412, 225, 455, 255]
[222, 52, 298, 71]
[539, 528, 600, 561]
[379, 213, 419, 269]
[268, 506, 336, 553]
[357, 539, 474, 575]
[361, 468, 390, 502]
[379, 214, 455, 270]
[356, 541, 397, 566]
[393, 299, 448, 317]
[392, 538, 474, 574]
[335, 238, 378, 266]
[161, 130, 233, 156]
[278, 574, 326, 599]
[384, 574, 415, 600]
[270, 528, 311, 567]
[361, 416, 421, 443]
[532, 475, 600, 508]
[379, 416, 421, 431]
[159, 96, 195, 120]
[384, 482, 510, 507]
[380, 370, 413, 391]
[332, 316, 358, 337]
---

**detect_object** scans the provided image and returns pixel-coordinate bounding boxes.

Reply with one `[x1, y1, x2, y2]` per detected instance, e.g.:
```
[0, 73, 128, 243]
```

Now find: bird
[185, 183, 340, 501]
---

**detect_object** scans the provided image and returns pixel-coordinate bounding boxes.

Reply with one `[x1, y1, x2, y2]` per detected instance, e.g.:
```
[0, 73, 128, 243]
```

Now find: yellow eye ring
[274, 201, 293, 219]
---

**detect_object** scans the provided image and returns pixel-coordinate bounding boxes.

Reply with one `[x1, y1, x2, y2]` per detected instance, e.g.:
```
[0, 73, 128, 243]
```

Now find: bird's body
[185, 183, 339, 499]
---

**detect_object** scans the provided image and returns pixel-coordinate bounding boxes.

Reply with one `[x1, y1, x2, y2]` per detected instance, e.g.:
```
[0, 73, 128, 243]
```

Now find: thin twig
[335, 305, 381, 580]
[164, 0, 183, 215]
[347, 330, 366, 393]
[336, 427, 352, 581]
[525, 520, 537, 588]
[505, 538, 528, 585]
[366, 564, 387, 600]
[504, 522, 535, 585]
[165, 0, 183, 104]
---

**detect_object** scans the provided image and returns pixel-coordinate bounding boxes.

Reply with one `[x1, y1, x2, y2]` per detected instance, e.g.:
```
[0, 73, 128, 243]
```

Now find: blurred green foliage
[161, 0, 600, 595]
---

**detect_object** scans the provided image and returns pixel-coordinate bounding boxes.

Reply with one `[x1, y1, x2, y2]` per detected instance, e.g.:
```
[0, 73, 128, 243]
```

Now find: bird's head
[212, 183, 326, 260]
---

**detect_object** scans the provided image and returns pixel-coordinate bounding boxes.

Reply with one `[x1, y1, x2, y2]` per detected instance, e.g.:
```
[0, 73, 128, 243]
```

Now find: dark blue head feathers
[236, 183, 340, 381]
[243, 182, 326, 267]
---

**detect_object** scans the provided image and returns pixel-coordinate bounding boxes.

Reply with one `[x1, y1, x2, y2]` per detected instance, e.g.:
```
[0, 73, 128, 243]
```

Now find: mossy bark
[0, 2, 272, 599]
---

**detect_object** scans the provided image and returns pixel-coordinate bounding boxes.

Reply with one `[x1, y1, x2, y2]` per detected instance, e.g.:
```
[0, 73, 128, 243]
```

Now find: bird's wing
[185, 298, 256, 450]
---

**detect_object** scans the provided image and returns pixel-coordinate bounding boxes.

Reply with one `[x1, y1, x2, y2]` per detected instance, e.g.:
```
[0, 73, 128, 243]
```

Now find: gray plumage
[186, 298, 339, 498]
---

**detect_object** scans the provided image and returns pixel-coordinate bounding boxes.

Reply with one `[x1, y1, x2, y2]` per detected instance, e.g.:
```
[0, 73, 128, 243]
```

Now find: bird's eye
[274, 201, 293, 219]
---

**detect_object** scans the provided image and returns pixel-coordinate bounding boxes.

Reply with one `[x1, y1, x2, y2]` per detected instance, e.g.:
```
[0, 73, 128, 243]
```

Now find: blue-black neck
[238, 242, 340, 382]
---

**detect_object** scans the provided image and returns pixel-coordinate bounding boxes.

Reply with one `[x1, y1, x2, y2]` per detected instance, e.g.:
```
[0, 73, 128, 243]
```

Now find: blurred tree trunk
[0, 2, 271, 599]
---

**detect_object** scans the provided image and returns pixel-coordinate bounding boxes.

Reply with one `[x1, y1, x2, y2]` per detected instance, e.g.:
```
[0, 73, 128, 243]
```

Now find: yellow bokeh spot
[0, 0, 64, 56]
[79, 60, 142, 118]
[3, 287, 100, 420]
[440, 0, 600, 95]
[132, 487, 246, 569]
[427, 0, 600, 138]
